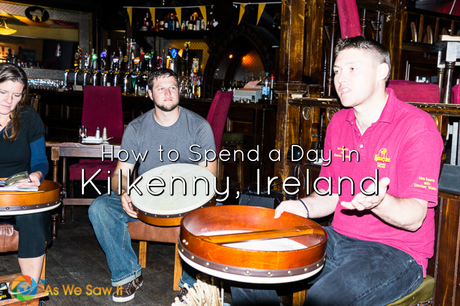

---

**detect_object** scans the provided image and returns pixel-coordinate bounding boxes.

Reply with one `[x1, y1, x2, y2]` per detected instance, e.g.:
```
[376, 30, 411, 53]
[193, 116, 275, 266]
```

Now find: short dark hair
[147, 68, 179, 91]
[335, 36, 391, 81]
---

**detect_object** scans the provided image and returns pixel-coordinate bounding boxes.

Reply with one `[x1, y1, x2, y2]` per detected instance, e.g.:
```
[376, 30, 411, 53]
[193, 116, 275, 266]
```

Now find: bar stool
[218, 132, 245, 192]
[386, 275, 434, 306]
[292, 275, 434, 306]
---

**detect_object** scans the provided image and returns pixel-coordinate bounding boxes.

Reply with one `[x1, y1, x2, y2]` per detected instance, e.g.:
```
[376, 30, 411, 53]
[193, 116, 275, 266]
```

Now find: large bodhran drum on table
[130, 163, 216, 227]
[0, 180, 62, 215]
[179, 205, 327, 284]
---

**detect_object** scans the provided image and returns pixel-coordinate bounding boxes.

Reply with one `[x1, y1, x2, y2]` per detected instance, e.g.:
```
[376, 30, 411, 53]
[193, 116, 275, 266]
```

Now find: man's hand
[120, 192, 138, 218]
[341, 177, 390, 211]
[274, 200, 309, 219]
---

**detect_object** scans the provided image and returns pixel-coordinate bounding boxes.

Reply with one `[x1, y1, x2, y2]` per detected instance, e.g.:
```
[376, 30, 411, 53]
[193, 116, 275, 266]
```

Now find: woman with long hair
[0, 63, 49, 283]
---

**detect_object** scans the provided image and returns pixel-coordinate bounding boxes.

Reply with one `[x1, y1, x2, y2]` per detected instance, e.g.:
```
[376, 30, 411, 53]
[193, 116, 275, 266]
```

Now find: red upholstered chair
[336, 0, 361, 38]
[126, 90, 233, 291]
[66, 86, 123, 220]
[206, 90, 234, 155]
[387, 80, 440, 103]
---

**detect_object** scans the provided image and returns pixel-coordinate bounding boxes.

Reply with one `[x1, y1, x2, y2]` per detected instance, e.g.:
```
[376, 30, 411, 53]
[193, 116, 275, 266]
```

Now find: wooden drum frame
[130, 164, 216, 226]
[0, 180, 62, 215]
[179, 205, 327, 284]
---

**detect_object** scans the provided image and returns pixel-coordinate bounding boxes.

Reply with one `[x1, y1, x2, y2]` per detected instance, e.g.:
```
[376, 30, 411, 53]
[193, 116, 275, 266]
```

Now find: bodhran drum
[179, 205, 327, 284]
[0, 180, 62, 215]
[130, 163, 216, 227]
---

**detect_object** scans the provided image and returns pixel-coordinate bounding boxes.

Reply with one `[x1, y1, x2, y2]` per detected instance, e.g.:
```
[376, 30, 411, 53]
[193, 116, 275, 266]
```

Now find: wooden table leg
[50, 146, 61, 238]
[61, 157, 67, 224]
[443, 61, 455, 104]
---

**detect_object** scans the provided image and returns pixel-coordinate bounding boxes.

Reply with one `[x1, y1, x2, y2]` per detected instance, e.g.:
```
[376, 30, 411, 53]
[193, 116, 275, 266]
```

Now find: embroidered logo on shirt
[374, 148, 390, 168]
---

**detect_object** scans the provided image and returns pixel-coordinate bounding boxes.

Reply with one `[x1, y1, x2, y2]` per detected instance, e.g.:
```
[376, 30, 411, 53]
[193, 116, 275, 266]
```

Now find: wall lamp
[0, 18, 17, 35]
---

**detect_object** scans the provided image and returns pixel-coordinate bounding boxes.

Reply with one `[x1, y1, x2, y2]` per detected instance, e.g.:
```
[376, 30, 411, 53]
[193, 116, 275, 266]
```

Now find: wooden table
[0, 273, 48, 306]
[45, 141, 121, 224]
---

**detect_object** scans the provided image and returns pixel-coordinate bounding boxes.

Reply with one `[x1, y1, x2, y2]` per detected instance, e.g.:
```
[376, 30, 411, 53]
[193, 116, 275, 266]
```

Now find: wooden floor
[0, 206, 235, 306]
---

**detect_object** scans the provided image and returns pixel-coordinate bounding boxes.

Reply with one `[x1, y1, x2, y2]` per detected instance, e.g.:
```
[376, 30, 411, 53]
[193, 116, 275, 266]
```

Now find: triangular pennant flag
[175, 7, 181, 25]
[257, 3, 266, 25]
[199, 6, 207, 25]
[127, 7, 132, 27]
[149, 8, 155, 24]
[238, 4, 246, 25]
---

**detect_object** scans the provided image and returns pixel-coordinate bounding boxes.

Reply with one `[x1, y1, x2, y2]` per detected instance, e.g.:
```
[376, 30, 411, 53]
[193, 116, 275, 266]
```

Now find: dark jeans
[231, 226, 424, 306]
[0, 212, 50, 258]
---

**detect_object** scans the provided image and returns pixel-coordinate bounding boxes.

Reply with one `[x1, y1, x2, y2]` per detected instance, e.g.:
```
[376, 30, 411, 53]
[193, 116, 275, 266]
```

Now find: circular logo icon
[9, 275, 38, 301]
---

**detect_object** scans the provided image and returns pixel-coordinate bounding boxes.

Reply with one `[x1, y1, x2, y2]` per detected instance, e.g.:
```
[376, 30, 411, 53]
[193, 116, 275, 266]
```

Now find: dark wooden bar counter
[33, 89, 277, 191]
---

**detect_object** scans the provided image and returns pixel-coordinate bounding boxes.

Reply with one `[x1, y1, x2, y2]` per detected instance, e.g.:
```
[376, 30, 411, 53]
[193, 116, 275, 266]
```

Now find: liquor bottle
[188, 14, 194, 30]
[196, 16, 201, 31]
[201, 16, 206, 30]
[262, 72, 270, 100]
[159, 19, 164, 31]
[220, 80, 226, 91]
[168, 13, 175, 31]
[270, 74, 275, 102]
[141, 13, 148, 31]
[164, 16, 169, 31]
[192, 57, 199, 74]
[196, 75, 201, 99]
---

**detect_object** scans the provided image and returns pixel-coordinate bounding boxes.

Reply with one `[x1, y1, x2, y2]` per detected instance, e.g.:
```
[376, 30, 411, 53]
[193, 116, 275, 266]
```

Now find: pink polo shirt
[317, 88, 443, 276]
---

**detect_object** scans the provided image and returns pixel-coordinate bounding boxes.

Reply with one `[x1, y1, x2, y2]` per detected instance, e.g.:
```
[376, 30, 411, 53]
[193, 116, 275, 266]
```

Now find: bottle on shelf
[196, 75, 201, 99]
[141, 13, 149, 31]
[188, 14, 194, 30]
[201, 16, 206, 31]
[164, 15, 169, 31]
[262, 72, 270, 100]
[168, 13, 175, 31]
[270, 74, 275, 102]
[196, 16, 201, 31]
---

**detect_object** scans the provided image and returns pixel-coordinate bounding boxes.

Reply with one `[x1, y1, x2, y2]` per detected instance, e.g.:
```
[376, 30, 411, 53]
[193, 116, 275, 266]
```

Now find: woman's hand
[15, 171, 42, 188]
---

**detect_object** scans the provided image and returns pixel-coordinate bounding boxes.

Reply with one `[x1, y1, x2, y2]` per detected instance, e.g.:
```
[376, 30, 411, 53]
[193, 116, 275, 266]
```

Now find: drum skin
[179, 205, 327, 284]
[0, 180, 62, 215]
[131, 164, 216, 227]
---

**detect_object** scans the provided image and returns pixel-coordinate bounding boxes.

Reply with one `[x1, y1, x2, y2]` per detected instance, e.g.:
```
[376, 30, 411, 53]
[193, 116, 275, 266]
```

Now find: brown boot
[112, 275, 143, 302]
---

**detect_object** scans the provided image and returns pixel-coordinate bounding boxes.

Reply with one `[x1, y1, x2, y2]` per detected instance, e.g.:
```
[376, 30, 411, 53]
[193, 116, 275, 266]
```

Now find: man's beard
[153, 100, 179, 112]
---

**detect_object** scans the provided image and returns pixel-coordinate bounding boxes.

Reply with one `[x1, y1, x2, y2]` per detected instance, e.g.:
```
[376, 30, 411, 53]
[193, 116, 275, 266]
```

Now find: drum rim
[179, 246, 326, 284]
[179, 240, 326, 282]
[179, 205, 327, 273]
[0, 180, 62, 215]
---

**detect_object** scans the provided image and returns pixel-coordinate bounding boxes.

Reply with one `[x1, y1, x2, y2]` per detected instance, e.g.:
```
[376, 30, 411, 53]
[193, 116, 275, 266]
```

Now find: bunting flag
[149, 8, 155, 23]
[256, 3, 266, 25]
[126, 7, 132, 27]
[238, 4, 246, 25]
[199, 6, 207, 25]
[175, 7, 181, 25]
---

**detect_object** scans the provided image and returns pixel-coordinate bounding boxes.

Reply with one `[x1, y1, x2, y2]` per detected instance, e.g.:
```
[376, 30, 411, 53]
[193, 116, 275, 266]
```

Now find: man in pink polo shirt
[230, 37, 443, 305]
